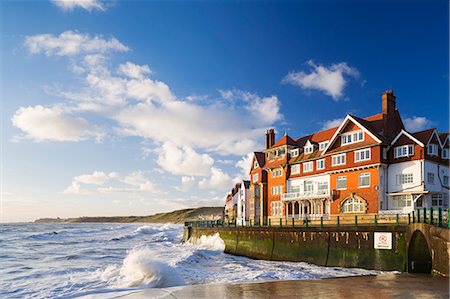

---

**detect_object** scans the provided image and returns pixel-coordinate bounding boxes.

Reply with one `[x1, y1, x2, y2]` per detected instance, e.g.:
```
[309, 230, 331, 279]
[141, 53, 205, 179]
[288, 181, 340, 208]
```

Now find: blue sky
[1, 0, 448, 222]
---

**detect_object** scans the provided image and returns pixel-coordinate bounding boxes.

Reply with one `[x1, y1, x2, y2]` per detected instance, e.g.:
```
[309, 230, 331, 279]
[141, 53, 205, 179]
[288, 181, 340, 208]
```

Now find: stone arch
[408, 230, 432, 274]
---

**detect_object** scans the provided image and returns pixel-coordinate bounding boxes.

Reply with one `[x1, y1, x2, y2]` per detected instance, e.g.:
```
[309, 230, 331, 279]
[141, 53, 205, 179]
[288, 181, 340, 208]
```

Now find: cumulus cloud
[118, 62, 152, 79]
[52, 0, 108, 11]
[404, 116, 433, 132]
[283, 60, 359, 100]
[198, 167, 233, 192]
[156, 142, 214, 176]
[180, 176, 196, 192]
[64, 170, 157, 194]
[320, 118, 344, 130]
[11, 105, 102, 142]
[25, 31, 128, 57]
[235, 153, 253, 179]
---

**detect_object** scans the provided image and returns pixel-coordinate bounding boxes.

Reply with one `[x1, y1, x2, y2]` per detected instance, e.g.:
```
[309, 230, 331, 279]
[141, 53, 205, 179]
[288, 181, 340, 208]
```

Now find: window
[271, 186, 282, 195]
[341, 130, 364, 145]
[443, 148, 449, 159]
[444, 176, 449, 186]
[272, 169, 282, 177]
[336, 176, 347, 190]
[291, 164, 300, 174]
[332, 154, 346, 166]
[319, 141, 329, 150]
[392, 195, 412, 208]
[428, 144, 438, 156]
[341, 197, 365, 213]
[277, 148, 286, 158]
[303, 162, 313, 172]
[304, 145, 314, 154]
[432, 194, 444, 207]
[304, 180, 313, 194]
[354, 148, 371, 162]
[316, 159, 325, 170]
[252, 173, 259, 183]
[253, 161, 258, 168]
[394, 145, 414, 158]
[318, 182, 328, 195]
[396, 174, 414, 185]
[358, 173, 370, 188]
[427, 172, 435, 184]
[271, 201, 283, 216]
[383, 148, 387, 159]
[290, 149, 299, 157]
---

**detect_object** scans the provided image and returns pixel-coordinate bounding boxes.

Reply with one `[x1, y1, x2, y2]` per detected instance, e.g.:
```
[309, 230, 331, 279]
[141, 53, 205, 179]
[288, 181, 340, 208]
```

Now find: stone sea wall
[184, 226, 407, 271]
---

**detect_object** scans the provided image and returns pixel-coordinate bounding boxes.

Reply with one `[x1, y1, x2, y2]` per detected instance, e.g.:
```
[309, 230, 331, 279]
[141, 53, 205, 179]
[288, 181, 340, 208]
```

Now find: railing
[281, 190, 330, 201]
[185, 208, 449, 229]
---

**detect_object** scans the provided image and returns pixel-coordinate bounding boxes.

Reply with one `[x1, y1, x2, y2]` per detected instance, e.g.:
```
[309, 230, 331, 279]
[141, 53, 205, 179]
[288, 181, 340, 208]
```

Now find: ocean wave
[186, 233, 225, 251]
[100, 247, 185, 288]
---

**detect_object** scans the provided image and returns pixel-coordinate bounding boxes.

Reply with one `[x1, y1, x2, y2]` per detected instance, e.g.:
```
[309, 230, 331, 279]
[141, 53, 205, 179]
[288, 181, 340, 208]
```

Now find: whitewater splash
[0, 223, 391, 299]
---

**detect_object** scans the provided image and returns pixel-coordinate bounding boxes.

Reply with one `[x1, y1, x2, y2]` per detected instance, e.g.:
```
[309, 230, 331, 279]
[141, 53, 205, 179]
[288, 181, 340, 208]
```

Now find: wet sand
[116, 273, 449, 299]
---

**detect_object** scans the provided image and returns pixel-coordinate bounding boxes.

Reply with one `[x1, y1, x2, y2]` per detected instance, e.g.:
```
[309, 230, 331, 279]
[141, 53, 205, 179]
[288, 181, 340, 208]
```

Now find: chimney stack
[381, 90, 400, 140]
[265, 129, 275, 149]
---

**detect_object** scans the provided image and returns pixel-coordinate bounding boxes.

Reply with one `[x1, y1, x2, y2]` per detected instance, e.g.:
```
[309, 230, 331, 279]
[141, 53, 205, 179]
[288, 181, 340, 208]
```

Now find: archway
[408, 230, 432, 274]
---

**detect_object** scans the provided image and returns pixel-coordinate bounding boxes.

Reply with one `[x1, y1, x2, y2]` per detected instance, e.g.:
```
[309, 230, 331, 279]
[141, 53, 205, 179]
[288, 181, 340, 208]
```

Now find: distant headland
[34, 207, 223, 224]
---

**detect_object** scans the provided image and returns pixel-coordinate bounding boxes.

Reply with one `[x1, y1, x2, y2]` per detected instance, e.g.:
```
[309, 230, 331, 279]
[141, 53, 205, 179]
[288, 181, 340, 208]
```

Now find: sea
[0, 223, 386, 299]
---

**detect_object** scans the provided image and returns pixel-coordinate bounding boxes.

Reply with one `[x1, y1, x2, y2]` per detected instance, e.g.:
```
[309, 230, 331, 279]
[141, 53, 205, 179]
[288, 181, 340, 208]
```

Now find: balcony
[281, 190, 330, 201]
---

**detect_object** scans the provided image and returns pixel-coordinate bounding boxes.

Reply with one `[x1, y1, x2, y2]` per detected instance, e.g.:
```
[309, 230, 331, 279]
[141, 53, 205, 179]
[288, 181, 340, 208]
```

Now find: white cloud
[404, 116, 433, 132]
[235, 153, 253, 179]
[320, 118, 344, 130]
[180, 176, 195, 192]
[74, 171, 110, 185]
[63, 170, 157, 194]
[156, 142, 214, 176]
[198, 167, 232, 192]
[25, 31, 128, 57]
[52, 0, 108, 11]
[283, 60, 359, 100]
[11, 105, 102, 142]
[118, 62, 152, 79]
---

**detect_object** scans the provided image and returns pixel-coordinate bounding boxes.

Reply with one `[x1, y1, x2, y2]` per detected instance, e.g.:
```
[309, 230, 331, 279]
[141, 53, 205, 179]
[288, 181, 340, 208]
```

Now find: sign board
[374, 232, 392, 250]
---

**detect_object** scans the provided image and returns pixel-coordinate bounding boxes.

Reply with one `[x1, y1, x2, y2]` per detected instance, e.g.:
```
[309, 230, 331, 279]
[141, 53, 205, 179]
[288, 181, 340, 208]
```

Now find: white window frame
[396, 173, 414, 185]
[341, 130, 364, 145]
[428, 144, 438, 156]
[392, 195, 412, 208]
[444, 175, 449, 186]
[336, 176, 347, 190]
[291, 164, 300, 174]
[303, 161, 313, 173]
[394, 145, 414, 158]
[272, 169, 282, 178]
[341, 197, 365, 213]
[304, 145, 314, 154]
[358, 172, 370, 188]
[354, 148, 371, 162]
[316, 159, 325, 170]
[252, 173, 259, 183]
[431, 194, 444, 207]
[332, 154, 346, 166]
[290, 148, 299, 157]
[271, 201, 283, 216]
[319, 141, 329, 151]
[442, 148, 449, 159]
[317, 182, 329, 195]
[253, 161, 258, 168]
[271, 185, 282, 195]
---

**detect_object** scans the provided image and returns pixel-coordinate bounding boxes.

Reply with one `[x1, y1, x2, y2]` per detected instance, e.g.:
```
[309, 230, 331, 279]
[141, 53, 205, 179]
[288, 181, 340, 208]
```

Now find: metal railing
[185, 208, 449, 229]
[281, 190, 330, 201]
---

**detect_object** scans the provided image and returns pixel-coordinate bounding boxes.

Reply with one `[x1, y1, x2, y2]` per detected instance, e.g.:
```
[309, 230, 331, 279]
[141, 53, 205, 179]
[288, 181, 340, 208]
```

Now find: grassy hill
[34, 207, 223, 224]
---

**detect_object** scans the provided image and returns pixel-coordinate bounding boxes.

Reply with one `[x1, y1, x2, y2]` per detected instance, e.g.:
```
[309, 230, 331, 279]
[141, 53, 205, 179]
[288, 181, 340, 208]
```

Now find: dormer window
[277, 148, 286, 158]
[304, 145, 314, 154]
[290, 148, 299, 157]
[394, 145, 414, 158]
[253, 160, 258, 168]
[319, 141, 329, 150]
[428, 144, 438, 156]
[341, 130, 364, 145]
[443, 148, 449, 159]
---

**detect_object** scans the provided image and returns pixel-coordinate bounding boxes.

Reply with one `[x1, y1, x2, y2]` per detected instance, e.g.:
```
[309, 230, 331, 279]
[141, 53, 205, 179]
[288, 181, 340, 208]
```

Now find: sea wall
[184, 226, 407, 271]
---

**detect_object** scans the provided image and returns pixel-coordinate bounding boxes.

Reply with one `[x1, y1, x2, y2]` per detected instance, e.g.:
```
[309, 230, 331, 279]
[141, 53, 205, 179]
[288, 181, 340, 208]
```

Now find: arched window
[341, 196, 366, 213]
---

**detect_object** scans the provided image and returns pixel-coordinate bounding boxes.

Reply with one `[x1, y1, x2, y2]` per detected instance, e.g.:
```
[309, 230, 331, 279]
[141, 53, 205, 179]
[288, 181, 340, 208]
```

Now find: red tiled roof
[270, 135, 297, 148]
[351, 114, 387, 143]
[439, 132, 449, 144]
[413, 128, 435, 145]
[294, 127, 337, 147]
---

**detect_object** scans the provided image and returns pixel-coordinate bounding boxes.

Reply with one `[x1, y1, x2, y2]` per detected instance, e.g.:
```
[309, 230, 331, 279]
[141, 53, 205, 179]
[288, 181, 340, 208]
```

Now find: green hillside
[34, 206, 224, 224]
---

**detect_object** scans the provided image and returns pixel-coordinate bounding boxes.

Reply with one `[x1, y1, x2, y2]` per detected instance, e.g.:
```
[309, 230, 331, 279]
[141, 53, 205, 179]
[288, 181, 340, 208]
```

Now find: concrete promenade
[116, 274, 449, 299]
